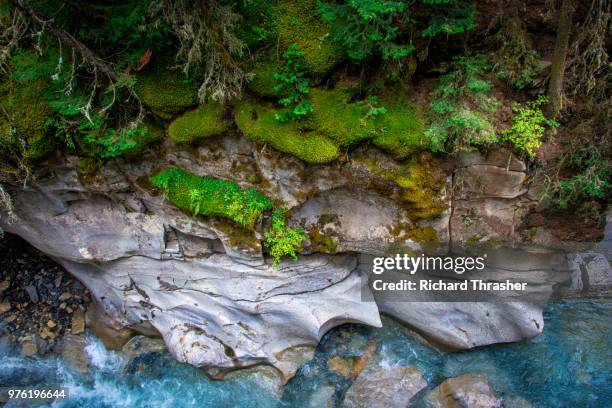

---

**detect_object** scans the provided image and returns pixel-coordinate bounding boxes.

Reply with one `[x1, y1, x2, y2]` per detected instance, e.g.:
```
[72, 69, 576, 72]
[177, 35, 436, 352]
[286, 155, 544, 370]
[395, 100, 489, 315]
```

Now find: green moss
[310, 88, 426, 156]
[168, 103, 230, 144]
[0, 80, 54, 161]
[247, 58, 285, 98]
[308, 227, 338, 253]
[235, 97, 339, 164]
[466, 235, 482, 245]
[135, 65, 198, 119]
[408, 227, 440, 243]
[273, 0, 338, 77]
[371, 96, 427, 159]
[150, 167, 273, 229]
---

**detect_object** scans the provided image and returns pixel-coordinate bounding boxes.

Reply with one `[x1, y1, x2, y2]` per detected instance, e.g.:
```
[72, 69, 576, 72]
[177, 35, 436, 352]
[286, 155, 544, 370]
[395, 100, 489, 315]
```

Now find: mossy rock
[309, 88, 426, 156]
[235, 98, 339, 164]
[150, 167, 273, 229]
[408, 227, 440, 243]
[0, 79, 54, 161]
[135, 66, 198, 119]
[362, 152, 447, 220]
[247, 58, 285, 99]
[273, 0, 338, 77]
[168, 103, 230, 144]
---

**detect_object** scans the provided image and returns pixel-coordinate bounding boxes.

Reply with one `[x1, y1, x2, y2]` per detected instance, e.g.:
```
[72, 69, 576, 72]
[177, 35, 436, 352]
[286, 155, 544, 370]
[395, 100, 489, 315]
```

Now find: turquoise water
[1, 299, 610, 407]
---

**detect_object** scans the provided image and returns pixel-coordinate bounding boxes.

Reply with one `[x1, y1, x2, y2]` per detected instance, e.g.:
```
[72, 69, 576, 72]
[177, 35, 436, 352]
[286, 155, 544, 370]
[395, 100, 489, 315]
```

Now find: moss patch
[273, 0, 338, 77]
[247, 58, 285, 98]
[235, 97, 339, 164]
[135, 65, 198, 119]
[0, 79, 54, 161]
[308, 227, 338, 253]
[122, 122, 164, 157]
[408, 227, 440, 243]
[150, 167, 273, 229]
[362, 152, 447, 220]
[168, 103, 230, 144]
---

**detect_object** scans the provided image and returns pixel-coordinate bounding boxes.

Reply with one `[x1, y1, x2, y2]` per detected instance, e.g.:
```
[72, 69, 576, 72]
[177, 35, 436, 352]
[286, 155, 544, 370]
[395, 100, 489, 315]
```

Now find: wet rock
[71, 309, 86, 334]
[342, 364, 426, 408]
[86, 301, 135, 350]
[328, 356, 352, 378]
[308, 384, 336, 408]
[55, 334, 89, 373]
[24, 285, 39, 303]
[20, 338, 38, 357]
[0, 301, 10, 314]
[425, 374, 502, 408]
[503, 396, 534, 408]
[46, 320, 57, 328]
[121, 335, 167, 362]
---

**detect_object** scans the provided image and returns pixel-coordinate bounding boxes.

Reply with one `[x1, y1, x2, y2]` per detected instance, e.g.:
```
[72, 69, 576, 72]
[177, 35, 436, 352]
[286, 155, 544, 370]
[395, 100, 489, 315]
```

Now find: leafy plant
[502, 96, 559, 158]
[264, 209, 306, 267]
[274, 44, 313, 122]
[424, 54, 500, 152]
[364, 95, 387, 119]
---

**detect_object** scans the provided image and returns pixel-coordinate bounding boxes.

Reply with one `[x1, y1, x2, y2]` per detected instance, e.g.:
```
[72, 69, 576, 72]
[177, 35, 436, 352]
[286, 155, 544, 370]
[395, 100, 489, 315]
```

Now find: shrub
[264, 209, 306, 267]
[150, 167, 273, 229]
[320, 0, 476, 62]
[547, 147, 611, 213]
[502, 96, 559, 158]
[274, 44, 313, 122]
[424, 54, 500, 152]
[168, 103, 230, 144]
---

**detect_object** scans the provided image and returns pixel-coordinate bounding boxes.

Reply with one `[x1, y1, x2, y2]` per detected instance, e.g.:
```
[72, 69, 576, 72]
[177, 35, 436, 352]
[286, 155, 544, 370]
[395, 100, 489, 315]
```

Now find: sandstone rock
[425, 374, 502, 408]
[342, 364, 426, 408]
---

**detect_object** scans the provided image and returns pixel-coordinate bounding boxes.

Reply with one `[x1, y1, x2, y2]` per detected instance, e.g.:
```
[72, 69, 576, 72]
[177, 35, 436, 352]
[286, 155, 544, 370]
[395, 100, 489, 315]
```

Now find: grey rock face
[342, 363, 427, 408]
[425, 374, 502, 408]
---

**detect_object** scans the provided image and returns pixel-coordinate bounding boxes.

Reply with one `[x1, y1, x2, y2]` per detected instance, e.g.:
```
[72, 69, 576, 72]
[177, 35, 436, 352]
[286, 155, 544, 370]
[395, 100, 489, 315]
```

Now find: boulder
[425, 374, 502, 408]
[342, 363, 427, 408]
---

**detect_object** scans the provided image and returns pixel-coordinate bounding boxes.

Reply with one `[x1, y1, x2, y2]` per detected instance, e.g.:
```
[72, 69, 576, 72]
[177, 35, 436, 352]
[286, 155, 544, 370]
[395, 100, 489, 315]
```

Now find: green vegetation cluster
[151, 167, 305, 266]
[264, 210, 306, 267]
[424, 54, 500, 152]
[273, 44, 313, 122]
[502, 96, 559, 158]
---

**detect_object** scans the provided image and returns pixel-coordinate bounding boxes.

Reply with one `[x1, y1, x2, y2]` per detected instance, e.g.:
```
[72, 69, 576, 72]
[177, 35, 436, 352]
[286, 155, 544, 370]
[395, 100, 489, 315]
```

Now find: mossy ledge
[168, 103, 230, 144]
[150, 167, 273, 229]
[235, 97, 340, 164]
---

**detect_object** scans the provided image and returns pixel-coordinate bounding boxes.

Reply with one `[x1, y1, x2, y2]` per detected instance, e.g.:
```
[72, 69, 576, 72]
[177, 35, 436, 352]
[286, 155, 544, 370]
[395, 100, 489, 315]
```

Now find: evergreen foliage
[424, 54, 500, 152]
[274, 44, 313, 122]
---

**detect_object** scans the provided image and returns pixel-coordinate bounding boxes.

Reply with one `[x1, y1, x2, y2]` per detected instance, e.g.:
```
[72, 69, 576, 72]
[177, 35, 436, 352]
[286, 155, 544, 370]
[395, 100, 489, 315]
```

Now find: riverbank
[1, 233, 610, 407]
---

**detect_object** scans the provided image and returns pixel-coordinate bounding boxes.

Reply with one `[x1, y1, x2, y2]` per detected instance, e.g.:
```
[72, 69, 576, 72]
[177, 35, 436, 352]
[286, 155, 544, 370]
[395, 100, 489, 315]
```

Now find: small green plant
[273, 44, 313, 122]
[502, 96, 559, 158]
[151, 167, 273, 229]
[83, 125, 148, 159]
[364, 95, 387, 119]
[425, 54, 500, 152]
[264, 209, 306, 267]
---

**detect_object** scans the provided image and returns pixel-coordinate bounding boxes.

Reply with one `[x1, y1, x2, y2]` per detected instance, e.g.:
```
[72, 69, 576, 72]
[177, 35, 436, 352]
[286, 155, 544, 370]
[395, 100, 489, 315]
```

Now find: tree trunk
[546, 0, 575, 118]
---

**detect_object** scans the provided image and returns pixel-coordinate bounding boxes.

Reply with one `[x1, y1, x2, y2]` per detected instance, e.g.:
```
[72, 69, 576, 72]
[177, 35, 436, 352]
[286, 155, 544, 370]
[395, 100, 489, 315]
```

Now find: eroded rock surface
[425, 374, 502, 408]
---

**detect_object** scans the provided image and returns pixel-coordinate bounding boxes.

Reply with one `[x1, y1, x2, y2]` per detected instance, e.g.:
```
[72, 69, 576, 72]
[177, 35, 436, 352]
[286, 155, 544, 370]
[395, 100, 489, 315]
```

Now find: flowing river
[1, 298, 610, 407]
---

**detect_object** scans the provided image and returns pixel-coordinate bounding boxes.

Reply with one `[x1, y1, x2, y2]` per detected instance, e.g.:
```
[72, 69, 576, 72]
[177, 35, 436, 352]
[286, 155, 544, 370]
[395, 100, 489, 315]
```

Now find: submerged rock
[342, 363, 427, 408]
[425, 374, 502, 408]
